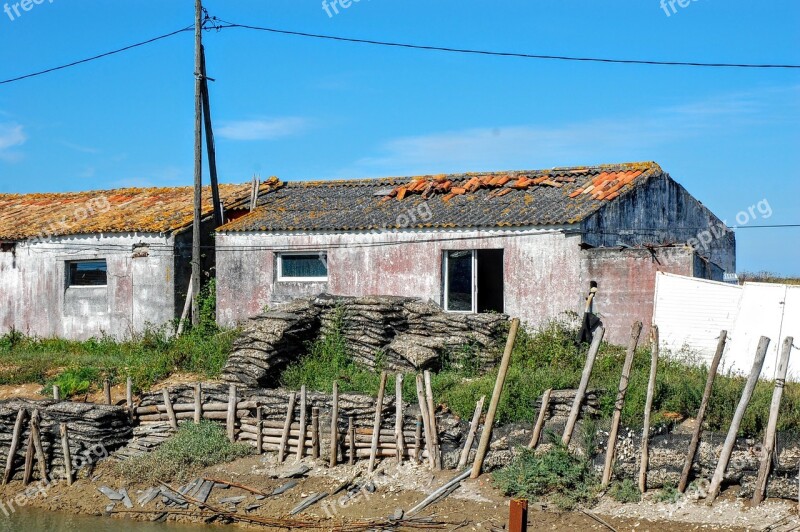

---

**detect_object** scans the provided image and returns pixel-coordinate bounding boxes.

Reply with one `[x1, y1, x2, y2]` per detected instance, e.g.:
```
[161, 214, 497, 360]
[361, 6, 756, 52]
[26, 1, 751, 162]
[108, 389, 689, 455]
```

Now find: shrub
[609, 479, 641, 503]
[653, 484, 680, 504]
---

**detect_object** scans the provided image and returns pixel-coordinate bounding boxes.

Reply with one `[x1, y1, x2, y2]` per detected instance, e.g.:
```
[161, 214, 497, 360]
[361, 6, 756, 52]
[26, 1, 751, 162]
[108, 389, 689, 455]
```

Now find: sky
[0, 0, 798, 274]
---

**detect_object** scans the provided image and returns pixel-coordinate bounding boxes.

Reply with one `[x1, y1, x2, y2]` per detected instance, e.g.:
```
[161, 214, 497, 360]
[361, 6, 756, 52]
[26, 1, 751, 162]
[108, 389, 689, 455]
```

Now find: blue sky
[0, 1, 798, 274]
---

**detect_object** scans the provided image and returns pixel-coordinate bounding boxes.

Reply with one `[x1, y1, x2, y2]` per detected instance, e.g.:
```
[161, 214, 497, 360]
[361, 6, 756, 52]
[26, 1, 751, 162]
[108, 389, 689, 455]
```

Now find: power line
[213, 19, 800, 70]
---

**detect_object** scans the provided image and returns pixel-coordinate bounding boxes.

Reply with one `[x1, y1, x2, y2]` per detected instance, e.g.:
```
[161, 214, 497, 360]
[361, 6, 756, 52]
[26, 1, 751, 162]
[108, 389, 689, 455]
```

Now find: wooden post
[753, 336, 793, 505]
[227, 384, 237, 443]
[256, 405, 263, 455]
[707, 336, 770, 504]
[395, 373, 405, 463]
[601, 321, 642, 487]
[329, 381, 339, 467]
[60, 423, 73, 486]
[311, 407, 320, 459]
[348, 415, 356, 466]
[193, 383, 202, 424]
[190, 0, 203, 326]
[508, 498, 528, 532]
[471, 317, 520, 479]
[30, 411, 47, 484]
[296, 385, 307, 461]
[3, 408, 26, 484]
[424, 370, 440, 470]
[414, 415, 423, 463]
[415, 374, 435, 468]
[562, 326, 605, 445]
[678, 330, 727, 493]
[162, 389, 178, 430]
[639, 325, 659, 493]
[458, 395, 486, 469]
[176, 277, 193, 336]
[279, 392, 297, 463]
[199, 45, 223, 228]
[52, 385, 60, 401]
[369, 371, 388, 473]
[103, 379, 112, 405]
[126, 377, 133, 419]
[528, 389, 552, 449]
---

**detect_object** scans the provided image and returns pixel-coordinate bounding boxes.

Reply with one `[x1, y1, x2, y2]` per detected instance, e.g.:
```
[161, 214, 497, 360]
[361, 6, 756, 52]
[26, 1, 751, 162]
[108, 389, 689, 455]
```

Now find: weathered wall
[0, 233, 178, 340]
[581, 173, 735, 274]
[216, 227, 585, 330]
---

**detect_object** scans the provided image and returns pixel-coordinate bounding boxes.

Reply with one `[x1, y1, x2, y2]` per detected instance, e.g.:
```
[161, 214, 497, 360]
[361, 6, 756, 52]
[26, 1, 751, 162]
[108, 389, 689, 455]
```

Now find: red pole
[509, 498, 528, 532]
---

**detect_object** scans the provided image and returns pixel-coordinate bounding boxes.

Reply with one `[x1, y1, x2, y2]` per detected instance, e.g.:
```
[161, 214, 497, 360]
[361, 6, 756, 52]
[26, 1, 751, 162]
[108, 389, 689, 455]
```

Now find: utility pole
[191, 0, 203, 326]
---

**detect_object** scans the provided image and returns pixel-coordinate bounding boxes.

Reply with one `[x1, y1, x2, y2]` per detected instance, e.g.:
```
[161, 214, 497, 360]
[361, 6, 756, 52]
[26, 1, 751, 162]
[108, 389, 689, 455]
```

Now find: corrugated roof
[0, 181, 277, 241]
[219, 162, 662, 233]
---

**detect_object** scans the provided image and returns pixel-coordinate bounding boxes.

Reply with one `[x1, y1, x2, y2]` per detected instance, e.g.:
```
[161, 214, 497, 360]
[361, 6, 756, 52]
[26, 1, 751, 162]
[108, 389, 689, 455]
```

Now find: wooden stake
[414, 415, 423, 464]
[3, 408, 26, 484]
[395, 373, 405, 463]
[348, 415, 356, 466]
[190, 0, 203, 326]
[23, 417, 34, 486]
[471, 317, 520, 479]
[601, 321, 642, 487]
[563, 326, 605, 445]
[528, 388, 552, 449]
[60, 423, 73, 486]
[457, 395, 485, 469]
[194, 383, 202, 424]
[52, 385, 60, 401]
[162, 389, 178, 430]
[279, 392, 297, 463]
[369, 371, 388, 473]
[256, 405, 263, 455]
[753, 336, 793, 505]
[678, 330, 727, 493]
[329, 381, 339, 467]
[103, 379, 112, 405]
[295, 385, 307, 461]
[126, 377, 133, 418]
[311, 407, 320, 459]
[30, 411, 47, 484]
[424, 370, 440, 470]
[707, 336, 770, 503]
[176, 277, 193, 336]
[227, 384, 237, 442]
[415, 374, 435, 468]
[639, 325, 659, 493]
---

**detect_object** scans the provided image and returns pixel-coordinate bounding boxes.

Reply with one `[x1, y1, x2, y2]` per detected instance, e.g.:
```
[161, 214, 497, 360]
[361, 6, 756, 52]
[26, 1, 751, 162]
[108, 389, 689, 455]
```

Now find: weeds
[609, 479, 641, 503]
[653, 484, 681, 504]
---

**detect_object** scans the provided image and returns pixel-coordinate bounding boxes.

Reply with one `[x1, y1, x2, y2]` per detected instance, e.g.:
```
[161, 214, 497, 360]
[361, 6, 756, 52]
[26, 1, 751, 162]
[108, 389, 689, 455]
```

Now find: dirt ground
[1, 452, 796, 531]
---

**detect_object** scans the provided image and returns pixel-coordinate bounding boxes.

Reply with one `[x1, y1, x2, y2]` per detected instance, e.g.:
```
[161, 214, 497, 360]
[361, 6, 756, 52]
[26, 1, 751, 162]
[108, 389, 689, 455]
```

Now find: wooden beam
[369, 372, 388, 473]
[457, 395, 485, 469]
[563, 326, 605, 445]
[278, 391, 296, 463]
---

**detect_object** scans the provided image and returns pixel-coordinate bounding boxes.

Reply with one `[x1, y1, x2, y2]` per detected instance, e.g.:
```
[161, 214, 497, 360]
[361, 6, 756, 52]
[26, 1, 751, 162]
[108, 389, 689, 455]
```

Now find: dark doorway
[477, 249, 504, 313]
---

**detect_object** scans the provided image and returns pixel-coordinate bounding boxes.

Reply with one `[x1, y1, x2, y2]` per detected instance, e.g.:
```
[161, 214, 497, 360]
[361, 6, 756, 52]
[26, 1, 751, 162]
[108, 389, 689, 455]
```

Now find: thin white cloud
[217, 117, 310, 141]
[0, 123, 26, 162]
[60, 140, 100, 154]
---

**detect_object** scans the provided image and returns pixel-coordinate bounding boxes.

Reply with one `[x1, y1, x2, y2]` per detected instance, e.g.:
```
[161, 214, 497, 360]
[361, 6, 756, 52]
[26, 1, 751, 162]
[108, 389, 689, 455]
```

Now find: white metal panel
[653, 272, 742, 365]
[780, 286, 800, 381]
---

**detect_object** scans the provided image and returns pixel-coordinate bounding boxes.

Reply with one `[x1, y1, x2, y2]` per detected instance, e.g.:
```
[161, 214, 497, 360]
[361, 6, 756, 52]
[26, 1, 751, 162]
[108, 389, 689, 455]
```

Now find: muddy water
[0, 507, 218, 531]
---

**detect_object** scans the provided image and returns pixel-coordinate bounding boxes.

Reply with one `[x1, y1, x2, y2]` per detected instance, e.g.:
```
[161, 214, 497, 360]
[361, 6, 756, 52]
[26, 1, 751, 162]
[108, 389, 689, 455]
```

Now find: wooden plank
[753, 336, 793, 505]
[424, 370, 440, 470]
[528, 389, 552, 449]
[601, 321, 642, 487]
[103, 379, 112, 405]
[457, 395, 485, 470]
[227, 384, 237, 442]
[348, 415, 356, 466]
[639, 325, 660, 493]
[369, 372, 388, 473]
[295, 385, 307, 461]
[255, 405, 263, 455]
[193, 383, 202, 424]
[278, 391, 296, 463]
[562, 327, 605, 445]
[395, 373, 405, 463]
[60, 423, 73, 486]
[162, 389, 178, 430]
[414, 415, 422, 464]
[329, 381, 339, 467]
[311, 407, 320, 459]
[3, 408, 26, 485]
[707, 336, 770, 503]
[471, 318, 520, 479]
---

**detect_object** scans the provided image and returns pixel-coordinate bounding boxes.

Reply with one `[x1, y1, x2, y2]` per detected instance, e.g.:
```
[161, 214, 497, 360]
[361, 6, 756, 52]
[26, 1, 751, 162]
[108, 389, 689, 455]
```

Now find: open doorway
[443, 249, 504, 313]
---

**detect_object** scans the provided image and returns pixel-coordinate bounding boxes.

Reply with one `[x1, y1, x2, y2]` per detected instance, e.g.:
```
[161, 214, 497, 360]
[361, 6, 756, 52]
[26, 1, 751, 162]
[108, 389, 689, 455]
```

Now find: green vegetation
[609, 479, 642, 503]
[0, 280, 235, 397]
[738, 271, 800, 285]
[653, 484, 681, 504]
[116, 420, 252, 483]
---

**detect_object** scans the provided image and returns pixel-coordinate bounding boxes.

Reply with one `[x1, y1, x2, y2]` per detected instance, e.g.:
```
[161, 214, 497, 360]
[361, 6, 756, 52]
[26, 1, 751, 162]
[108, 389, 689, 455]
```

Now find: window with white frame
[277, 252, 328, 281]
[443, 249, 504, 313]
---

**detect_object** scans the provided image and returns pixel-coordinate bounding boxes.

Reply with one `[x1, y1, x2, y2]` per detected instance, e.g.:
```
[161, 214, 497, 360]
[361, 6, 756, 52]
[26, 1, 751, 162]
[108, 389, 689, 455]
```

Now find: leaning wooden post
[23, 423, 34, 486]
[255, 405, 263, 455]
[415, 374, 435, 468]
[60, 423, 73, 486]
[103, 379, 112, 405]
[678, 330, 727, 493]
[707, 336, 770, 504]
[126, 377, 134, 421]
[528, 388, 552, 449]
[639, 325, 660, 493]
[563, 326, 605, 445]
[414, 415, 423, 463]
[753, 336, 793, 505]
[162, 389, 178, 430]
[52, 385, 61, 401]
[601, 321, 642, 487]
[279, 391, 297, 463]
[457, 395, 486, 470]
[348, 415, 356, 466]
[471, 317, 520, 479]
[295, 385, 307, 461]
[193, 383, 202, 424]
[3, 408, 26, 485]
[395, 373, 405, 463]
[311, 407, 320, 459]
[329, 381, 339, 467]
[369, 371, 389, 473]
[423, 370, 441, 470]
[227, 384, 237, 443]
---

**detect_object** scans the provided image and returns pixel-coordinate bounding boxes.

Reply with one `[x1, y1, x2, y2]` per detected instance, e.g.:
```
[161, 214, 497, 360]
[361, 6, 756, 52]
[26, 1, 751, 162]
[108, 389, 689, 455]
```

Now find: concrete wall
[0, 233, 178, 340]
[216, 227, 586, 330]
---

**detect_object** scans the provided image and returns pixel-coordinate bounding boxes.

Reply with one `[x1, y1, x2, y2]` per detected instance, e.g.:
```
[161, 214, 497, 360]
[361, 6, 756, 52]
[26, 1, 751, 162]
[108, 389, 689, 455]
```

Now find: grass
[738, 271, 800, 285]
[609, 479, 641, 503]
[115, 420, 252, 483]
[653, 484, 681, 504]
[0, 280, 236, 397]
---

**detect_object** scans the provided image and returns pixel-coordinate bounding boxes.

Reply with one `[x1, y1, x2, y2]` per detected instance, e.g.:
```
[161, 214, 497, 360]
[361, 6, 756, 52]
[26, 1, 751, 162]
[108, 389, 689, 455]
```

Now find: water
[0, 507, 216, 531]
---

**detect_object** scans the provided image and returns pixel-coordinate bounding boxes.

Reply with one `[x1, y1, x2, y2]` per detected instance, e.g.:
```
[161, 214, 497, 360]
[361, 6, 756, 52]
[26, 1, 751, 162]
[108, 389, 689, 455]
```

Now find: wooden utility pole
[191, 0, 203, 326]
[200, 45, 223, 227]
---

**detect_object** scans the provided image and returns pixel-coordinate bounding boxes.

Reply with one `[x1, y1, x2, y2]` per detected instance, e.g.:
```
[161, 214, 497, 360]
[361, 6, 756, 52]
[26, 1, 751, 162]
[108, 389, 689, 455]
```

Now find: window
[277, 252, 328, 281]
[443, 250, 504, 313]
[67, 260, 107, 287]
